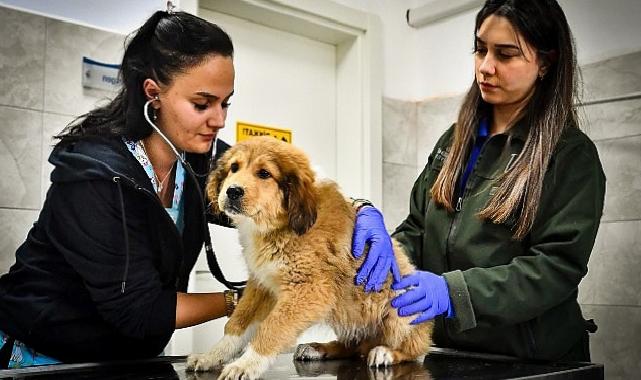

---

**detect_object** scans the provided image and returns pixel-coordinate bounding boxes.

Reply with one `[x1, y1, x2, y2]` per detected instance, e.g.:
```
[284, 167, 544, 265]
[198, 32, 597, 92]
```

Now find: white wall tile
[0, 7, 45, 110]
[0, 105, 43, 209]
[595, 136, 641, 221]
[581, 51, 641, 103]
[581, 98, 641, 142]
[383, 97, 417, 165]
[416, 95, 463, 169]
[44, 18, 122, 117]
[581, 221, 641, 307]
[382, 162, 418, 232]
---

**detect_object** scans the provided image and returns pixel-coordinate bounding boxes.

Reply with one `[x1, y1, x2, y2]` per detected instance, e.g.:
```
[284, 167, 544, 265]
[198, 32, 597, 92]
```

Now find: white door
[169, 9, 340, 355]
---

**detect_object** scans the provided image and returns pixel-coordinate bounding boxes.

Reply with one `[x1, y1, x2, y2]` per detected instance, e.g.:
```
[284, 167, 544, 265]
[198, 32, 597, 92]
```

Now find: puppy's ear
[206, 151, 232, 215]
[284, 168, 317, 235]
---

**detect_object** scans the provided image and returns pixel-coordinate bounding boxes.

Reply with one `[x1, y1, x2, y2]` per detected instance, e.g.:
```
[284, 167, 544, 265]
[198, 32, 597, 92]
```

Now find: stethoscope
[144, 98, 246, 291]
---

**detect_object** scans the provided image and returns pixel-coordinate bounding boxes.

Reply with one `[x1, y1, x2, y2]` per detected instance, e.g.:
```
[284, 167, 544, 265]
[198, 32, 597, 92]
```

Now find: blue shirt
[457, 118, 489, 205]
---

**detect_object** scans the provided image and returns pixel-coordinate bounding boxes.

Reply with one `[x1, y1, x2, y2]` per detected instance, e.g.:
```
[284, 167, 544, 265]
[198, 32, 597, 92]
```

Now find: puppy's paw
[217, 358, 266, 380]
[187, 335, 246, 372]
[217, 347, 272, 380]
[294, 343, 327, 361]
[186, 352, 225, 372]
[367, 346, 394, 367]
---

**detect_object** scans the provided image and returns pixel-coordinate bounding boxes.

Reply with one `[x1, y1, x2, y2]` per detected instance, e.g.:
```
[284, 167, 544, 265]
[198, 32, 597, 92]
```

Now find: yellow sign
[236, 121, 292, 143]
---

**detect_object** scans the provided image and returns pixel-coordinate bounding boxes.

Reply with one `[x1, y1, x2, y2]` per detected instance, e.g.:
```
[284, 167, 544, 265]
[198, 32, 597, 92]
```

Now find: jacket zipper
[445, 139, 488, 334]
[113, 175, 186, 279]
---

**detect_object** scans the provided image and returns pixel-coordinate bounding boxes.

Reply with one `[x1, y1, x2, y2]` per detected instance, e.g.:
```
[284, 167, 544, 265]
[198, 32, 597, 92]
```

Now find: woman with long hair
[0, 10, 241, 367]
[353, 0, 605, 361]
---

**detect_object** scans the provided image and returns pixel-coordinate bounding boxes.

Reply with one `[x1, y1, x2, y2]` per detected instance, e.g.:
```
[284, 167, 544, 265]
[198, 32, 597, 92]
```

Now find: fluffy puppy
[187, 136, 433, 380]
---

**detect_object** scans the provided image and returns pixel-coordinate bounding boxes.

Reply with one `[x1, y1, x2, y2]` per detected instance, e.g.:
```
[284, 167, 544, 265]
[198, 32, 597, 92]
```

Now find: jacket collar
[504, 117, 529, 142]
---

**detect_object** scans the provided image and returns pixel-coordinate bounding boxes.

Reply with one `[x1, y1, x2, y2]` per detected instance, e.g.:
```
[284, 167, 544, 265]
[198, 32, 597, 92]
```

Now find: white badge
[82, 57, 120, 91]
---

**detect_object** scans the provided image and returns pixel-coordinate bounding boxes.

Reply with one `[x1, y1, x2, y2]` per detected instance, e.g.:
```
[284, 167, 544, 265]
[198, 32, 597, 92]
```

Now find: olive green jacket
[392, 121, 605, 360]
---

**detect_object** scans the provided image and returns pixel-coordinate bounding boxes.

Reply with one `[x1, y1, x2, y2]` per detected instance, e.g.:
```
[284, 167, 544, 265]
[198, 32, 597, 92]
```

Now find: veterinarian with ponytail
[353, 0, 605, 362]
[0, 10, 241, 368]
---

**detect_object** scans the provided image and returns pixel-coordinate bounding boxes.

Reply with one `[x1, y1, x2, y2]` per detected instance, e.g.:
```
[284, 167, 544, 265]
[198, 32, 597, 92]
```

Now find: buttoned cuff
[443, 270, 476, 332]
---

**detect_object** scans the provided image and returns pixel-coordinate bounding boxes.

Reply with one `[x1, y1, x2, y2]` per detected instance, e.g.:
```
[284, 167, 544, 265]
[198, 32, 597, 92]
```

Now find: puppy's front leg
[187, 282, 275, 372]
[218, 285, 331, 380]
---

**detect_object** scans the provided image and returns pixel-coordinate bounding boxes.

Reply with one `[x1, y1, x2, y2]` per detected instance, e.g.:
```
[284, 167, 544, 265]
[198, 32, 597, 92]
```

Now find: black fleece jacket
[0, 136, 230, 362]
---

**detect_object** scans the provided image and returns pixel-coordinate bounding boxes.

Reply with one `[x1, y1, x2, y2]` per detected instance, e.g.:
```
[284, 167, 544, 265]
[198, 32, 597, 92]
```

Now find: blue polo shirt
[457, 118, 489, 203]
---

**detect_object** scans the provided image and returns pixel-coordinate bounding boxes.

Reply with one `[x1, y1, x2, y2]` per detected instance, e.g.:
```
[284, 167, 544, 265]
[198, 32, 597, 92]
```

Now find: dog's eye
[257, 169, 271, 179]
[230, 162, 239, 173]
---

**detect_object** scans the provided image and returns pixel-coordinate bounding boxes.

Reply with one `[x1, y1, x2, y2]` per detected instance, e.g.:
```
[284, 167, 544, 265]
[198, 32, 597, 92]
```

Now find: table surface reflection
[0, 348, 603, 380]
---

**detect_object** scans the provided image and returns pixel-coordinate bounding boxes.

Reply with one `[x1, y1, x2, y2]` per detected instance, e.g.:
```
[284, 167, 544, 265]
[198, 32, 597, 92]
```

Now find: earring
[538, 72, 545, 81]
[153, 96, 160, 121]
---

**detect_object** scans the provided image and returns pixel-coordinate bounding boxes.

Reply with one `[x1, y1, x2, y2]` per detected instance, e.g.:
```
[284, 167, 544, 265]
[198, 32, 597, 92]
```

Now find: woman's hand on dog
[391, 270, 454, 324]
[352, 206, 401, 291]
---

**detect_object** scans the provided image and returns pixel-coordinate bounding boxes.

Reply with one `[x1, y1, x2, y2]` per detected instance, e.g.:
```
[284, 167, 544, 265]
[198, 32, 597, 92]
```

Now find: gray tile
[581, 304, 641, 380]
[44, 18, 123, 116]
[382, 162, 419, 232]
[417, 95, 463, 169]
[595, 136, 641, 221]
[0, 7, 45, 110]
[0, 208, 38, 274]
[581, 51, 641, 103]
[41, 113, 76, 204]
[581, 221, 641, 307]
[580, 98, 641, 141]
[0, 106, 43, 209]
[383, 97, 417, 165]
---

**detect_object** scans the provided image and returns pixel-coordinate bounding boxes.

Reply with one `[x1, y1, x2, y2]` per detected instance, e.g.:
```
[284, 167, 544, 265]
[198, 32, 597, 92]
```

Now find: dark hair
[57, 11, 233, 145]
[431, 0, 579, 239]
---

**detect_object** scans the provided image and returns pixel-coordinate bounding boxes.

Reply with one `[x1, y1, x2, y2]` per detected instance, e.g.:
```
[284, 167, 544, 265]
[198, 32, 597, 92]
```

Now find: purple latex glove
[352, 206, 401, 292]
[391, 270, 454, 324]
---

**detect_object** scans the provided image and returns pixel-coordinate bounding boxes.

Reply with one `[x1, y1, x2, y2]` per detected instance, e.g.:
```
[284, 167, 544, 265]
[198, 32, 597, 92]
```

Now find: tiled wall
[382, 51, 641, 379]
[0, 7, 123, 273]
[578, 51, 641, 380]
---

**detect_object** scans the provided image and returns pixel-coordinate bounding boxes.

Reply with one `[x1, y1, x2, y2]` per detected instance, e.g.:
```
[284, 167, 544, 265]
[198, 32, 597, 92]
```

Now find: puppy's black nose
[226, 186, 244, 200]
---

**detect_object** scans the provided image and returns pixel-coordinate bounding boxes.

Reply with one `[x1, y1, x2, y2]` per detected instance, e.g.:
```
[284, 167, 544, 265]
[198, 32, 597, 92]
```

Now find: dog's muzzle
[224, 185, 244, 214]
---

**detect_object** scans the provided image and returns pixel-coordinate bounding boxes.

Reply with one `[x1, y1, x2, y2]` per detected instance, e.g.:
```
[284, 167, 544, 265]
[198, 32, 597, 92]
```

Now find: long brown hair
[431, 0, 580, 239]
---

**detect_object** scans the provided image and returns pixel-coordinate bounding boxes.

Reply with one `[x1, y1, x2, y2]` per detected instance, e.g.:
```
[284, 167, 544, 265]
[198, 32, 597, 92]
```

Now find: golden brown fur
[187, 136, 433, 380]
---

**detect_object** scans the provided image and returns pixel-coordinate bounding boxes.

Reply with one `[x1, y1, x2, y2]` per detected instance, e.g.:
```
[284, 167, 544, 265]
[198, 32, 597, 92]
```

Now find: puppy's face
[207, 137, 317, 235]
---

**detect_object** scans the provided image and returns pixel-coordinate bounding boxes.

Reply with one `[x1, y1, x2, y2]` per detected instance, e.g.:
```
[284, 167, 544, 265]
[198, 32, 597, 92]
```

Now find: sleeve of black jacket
[44, 179, 177, 341]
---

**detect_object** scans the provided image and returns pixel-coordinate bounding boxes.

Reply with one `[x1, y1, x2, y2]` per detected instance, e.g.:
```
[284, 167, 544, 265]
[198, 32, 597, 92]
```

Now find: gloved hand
[352, 206, 401, 292]
[391, 270, 454, 324]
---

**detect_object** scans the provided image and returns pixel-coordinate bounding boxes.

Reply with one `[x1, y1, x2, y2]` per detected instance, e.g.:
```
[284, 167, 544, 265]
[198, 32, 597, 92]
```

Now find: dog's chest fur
[236, 219, 285, 295]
